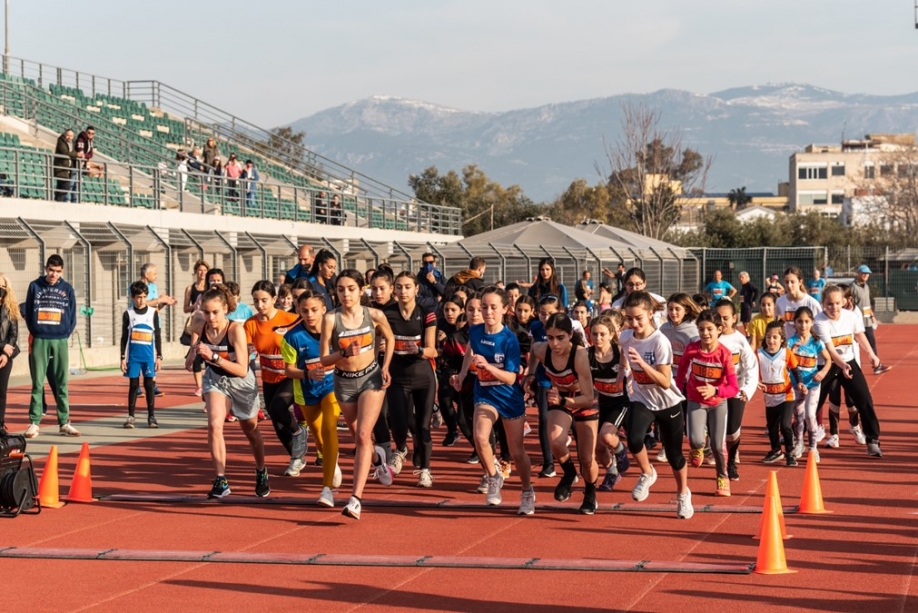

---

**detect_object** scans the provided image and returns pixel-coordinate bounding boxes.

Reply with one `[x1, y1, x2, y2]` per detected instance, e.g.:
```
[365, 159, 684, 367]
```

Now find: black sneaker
[786, 456, 798, 467]
[135, 388, 144, 399]
[644, 434, 658, 450]
[728, 462, 739, 481]
[466, 451, 480, 464]
[314, 453, 324, 467]
[147, 416, 159, 429]
[208, 476, 230, 499]
[154, 386, 165, 397]
[442, 431, 460, 447]
[579, 490, 598, 515]
[538, 464, 556, 478]
[255, 468, 271, 497]
[554, 469, 578, 502]
[762, 449, 784, 464]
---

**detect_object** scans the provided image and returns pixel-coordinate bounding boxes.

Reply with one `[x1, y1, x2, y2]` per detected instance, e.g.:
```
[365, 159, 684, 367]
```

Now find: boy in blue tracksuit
[23, 254, 79, 438]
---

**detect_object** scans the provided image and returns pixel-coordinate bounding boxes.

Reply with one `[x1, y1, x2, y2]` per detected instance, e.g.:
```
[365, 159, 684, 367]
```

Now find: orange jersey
[244, 310, 301, 384]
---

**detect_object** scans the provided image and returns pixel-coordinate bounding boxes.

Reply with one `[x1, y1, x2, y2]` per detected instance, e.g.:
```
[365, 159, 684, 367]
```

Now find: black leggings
[817, 360, 879, 444]
[0, 355, 14, 426]
[438, 373, 460, 435]
[626, 402, 686, 471]
[828, 381, 858, 435]
[766, 401, 794, 454]
[128, 376, 155, 417]
[387, 361, 437, 469]
[726, 397, 746, 463]
[264, 379, 297, 455]
[535, 386, 553, 467]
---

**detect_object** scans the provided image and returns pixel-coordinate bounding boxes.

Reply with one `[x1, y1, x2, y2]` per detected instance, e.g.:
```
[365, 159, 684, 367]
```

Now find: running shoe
[442, 431, 460, 447]
[809, 447, 820, 464]
[792, 441, 804, 460]
[815, 424, 826, 444]
[153, 386, 165, 397]
[873, 364, 892, 375]
[208, 476, 230, 499]
[193, 387, 203, 397]
[554, 469, 578, 502]
[342, 496, 361, 519]
[704, 448, 716, 466]
[466, 451, 480, 464]
[499, 459, 513, 479]
[824, 434, 840, 448]
[291, 427, 308, 460]
[431, 408, 444, 429]
[728, 462, 739, 482]
[850, 424, 866, 446]
[762, 449, 784, 464]
[655, 448, 668, 463]
[333, 462, 343, 488]
[477, 473, 490, 494]
[255, 468, 270, 497]
[124, 416, 136, 429]
[523, 421, 532, 436]
[598, 469, 622, 492]
[631, 467, 658, 502]
[317, 486, 334, 508]
[485, 472, 504, 505]
[518, 487, 536, 516]
[715, 476, 731, 497]
[225, 414, 238, 423]
[389, 447, 406, 476]
[315, 451, 324, 467]
[689, 447, 705, 468]
[867, 443, 883, 458]
[136, 388, 144, 399]
[257, 409, 267, 421]
[285, 457, 307, 477]
[59, 423, 81, 436]
[786, 455, 798, 467]
[416, 468, 433, 488]
[24, 423, 40, 439]
[579, 490, 598, 515]
[538, 464, 556, 478]
[373, 445, 394, 486]
[676, 489, 694, 519]
[615, 447, 631, 475]
[147, 417, 159, 429]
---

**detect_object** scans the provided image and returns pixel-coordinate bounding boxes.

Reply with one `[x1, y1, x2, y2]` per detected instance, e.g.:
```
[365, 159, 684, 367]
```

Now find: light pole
[3, 0, 8, 74]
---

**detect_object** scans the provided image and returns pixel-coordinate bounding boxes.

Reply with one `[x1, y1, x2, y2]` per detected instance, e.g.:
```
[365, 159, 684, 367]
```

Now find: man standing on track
[850, 265, 892, 375]
[284, 245, 315, 286]
[134, 263, 176, 398]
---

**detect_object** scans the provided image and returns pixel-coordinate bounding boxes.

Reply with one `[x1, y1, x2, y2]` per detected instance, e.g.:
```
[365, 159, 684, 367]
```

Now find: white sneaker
[24, 423, 40, 438]
[59, 422, 81, 437]
[477, 473, 489, 494]
[676, 489, 694, 519]
[850, 424, 867, 446]
[317, 486, 335, 508]
[809, 447, 820, 463]
[655, 448, 668, 463]
[416, 468, 433, 488]
[284, 457, 307, 477]
[824, 434, 840, 449]
[341, 495, 361, 519]
[518, 487, 536, 515]
[631, 466, 658, 502]
[373, 445, 394, 486]
[333, 462, 343, 488]
[815, 424, 826, 443]
[485, 472, 504, 506]
[388, 448, 405, 476]
[792, 441, 804, 459]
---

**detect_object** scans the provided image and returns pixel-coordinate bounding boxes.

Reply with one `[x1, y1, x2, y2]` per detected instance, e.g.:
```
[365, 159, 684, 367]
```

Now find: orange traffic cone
[38, 445, 66, 509]
[798, 450, 831, 514]
[755, 470, 791, 540]
[63, 442, 95, 503]
[753, 496, 796, 575]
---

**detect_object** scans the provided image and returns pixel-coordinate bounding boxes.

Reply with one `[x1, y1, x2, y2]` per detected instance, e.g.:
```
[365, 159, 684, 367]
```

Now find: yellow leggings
[298, 393, 341, 488]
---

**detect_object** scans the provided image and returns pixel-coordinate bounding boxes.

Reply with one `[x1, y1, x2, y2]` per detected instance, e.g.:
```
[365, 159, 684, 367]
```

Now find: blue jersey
[788, 334, 825, 389]
[469, 323, 524, 417]
[705, 280, 735, 301]
[125, 306, 157, 364]
[281, 323, 334, 405]
[227, 302, 254, 322]
[807, 278, 826, 303]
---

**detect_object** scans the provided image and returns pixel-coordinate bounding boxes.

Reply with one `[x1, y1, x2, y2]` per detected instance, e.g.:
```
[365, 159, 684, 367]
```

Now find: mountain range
[285, 84, 918, 202]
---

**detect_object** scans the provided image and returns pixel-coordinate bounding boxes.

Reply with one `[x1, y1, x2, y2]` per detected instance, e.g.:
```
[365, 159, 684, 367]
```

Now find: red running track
[1, 325, 917, 612]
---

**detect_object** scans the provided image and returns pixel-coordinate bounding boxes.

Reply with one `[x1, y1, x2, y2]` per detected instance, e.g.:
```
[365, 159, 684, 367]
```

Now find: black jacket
[0, 305, 20, 359]
[54, 135, 78, 178]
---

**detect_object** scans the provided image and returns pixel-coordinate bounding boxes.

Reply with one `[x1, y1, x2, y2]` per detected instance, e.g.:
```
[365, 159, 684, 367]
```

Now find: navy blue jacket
[24, 276, 77, 339]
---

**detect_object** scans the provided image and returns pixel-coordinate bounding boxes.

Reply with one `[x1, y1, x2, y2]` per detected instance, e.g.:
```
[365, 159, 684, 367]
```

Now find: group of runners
[161, 256, 887, 521]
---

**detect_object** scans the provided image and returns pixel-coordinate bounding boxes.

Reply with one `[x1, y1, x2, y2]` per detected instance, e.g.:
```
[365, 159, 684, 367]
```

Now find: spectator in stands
[242, 160, 259, 210]
[175, 150, 189, 192]
[23, 254, 80, 438]
[330, 193, 344, 226]
[210, 157, 224, 197]
[284, 245, 315, 285]
[738, 270, 758, 326]
[417, 252, 446, 311]
[202, 138, 219, 170]
[445, 256, 487, 294]
[315, 191, 328, 223]
[75, 126, 103, 178]
[187, 147, 204, 173]
[53, 129, 78, 203]
[224, 154, 242, 202]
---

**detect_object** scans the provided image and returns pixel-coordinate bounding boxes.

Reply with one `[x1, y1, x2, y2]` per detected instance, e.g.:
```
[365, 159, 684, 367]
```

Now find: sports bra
[589, 345, 624, 397]
[331, 306, 376, 356]
[543, 346, 579, 392]
[202, 322, 241, 378]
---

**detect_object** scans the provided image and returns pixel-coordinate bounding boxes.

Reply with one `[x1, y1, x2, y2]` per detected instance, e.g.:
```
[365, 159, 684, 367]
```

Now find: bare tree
[864, 146, 918, 235]
[598, 103, 712, 240]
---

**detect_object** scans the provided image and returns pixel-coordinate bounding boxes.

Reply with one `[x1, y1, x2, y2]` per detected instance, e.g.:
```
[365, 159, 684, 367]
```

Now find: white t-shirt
[814, 309, 864, 364]
[775, 293, 822, 340]
[718, 330, 759, 401]
[613, 291, 668, 329]
[620, 327, 684, 410]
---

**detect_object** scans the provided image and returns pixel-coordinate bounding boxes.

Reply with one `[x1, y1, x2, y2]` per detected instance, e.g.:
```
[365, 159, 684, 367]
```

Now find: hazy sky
[11, 1, 918, 126]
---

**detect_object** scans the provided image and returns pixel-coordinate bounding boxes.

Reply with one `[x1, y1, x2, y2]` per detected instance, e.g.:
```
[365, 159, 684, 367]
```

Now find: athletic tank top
[203, 322, 241, 378]
[589, 345, 624, 397]
[331, 306, 376, 356]
[757, 347, 794, 406]
[543, 347, 579, 393]
[385, 302, 436, 368]
[189, 282, 206, 308]
[125, 306, 157, 364]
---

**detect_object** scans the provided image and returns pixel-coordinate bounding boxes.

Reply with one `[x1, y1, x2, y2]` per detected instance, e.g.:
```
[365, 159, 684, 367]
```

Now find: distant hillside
[285, 85, 918, 202]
